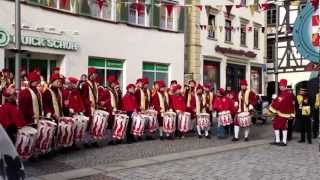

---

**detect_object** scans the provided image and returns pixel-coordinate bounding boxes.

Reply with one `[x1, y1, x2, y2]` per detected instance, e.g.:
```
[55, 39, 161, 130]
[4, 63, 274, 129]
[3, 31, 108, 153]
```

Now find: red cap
[136, 78, 144, 84]
[142, 77, 149, 84]
[2, 69, 9, 73]
[203, 83, 212, 89]
[240, 80, 248, 86]
[126, 84, 136, 90]
[19, 67, 26, 72]
[170, 80, 177, 85]
[88, 67, 97, 75]
[218, 88, 225, 95]
[53, 67, 60, 71]
[95, 76, 103, 84]
[68, 77, 78, 84]
[107, 75, 117, 84]
[159, 80, 166, 88]
[2, 85, 16, 98]
[28, 71, 41, 82]
[279, 79, 287, 87]
[171, 84, 182, 92]
[50, 73, 62, 83]
[188, 80, 196, 84]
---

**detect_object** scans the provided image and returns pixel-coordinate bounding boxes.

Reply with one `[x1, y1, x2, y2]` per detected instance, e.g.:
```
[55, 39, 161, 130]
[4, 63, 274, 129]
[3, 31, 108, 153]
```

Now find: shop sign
[0, 26, 79, 51]
[215, 45, 257, 58]
[106, 60, 123, 69]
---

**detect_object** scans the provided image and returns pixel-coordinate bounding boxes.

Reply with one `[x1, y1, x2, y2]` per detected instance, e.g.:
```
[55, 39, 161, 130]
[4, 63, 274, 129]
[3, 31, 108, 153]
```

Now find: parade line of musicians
[0, 67, 319, 160]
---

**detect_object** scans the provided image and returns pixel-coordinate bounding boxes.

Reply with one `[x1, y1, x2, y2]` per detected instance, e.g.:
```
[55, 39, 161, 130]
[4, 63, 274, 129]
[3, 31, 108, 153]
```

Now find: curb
[31, 139, 271, 180]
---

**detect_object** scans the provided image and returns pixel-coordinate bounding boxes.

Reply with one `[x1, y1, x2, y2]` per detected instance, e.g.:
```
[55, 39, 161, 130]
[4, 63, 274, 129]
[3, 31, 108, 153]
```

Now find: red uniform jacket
[270, 89, 295, 119]
[170, 95, 186, 112]
[203, 92, 215, 113]
[64, 88, 85, 114]
[97, 86, 107, 110]
[42, 87, 63, 118]
[237, 89, 257, 113]
[213, 96, 231, 112]
[80, 81, 98, 117]
[187, 93, 204, 118]
[18, 87, 42, 125]
[0, 102, 26, 129]
[151, 91, 168, 114]
[122, 92, 138, 112]
[135, 88, 149, 111]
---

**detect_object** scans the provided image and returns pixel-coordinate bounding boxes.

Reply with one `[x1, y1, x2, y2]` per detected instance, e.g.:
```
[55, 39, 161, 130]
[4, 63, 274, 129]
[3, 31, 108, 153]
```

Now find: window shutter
[178, 7, 185, 32]
[152, 0, 160, 27]
[120, 0, 128, 22]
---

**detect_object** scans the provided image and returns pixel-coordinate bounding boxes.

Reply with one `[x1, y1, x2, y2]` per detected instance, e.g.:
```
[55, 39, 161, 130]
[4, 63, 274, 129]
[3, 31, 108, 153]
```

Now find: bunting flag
[249, 5, 258, 16]
[312, 0, 319, 11]
[259, 3, 271, 11]
[248, 26, 253, 32]
[165, 4, 174, 16]
[225, 5, 233, 17]
[196, 5, 203, 11]
[60, 0, 68, 8]
[97, 0, 105, 12]
[290, 1, 300, 6]
[312, 0, 320, 46]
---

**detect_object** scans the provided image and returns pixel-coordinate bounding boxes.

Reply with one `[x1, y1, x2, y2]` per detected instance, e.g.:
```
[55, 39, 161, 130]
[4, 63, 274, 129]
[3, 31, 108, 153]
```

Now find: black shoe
[198, 135, 203, 139]
[287, 137, 292, 141]
[108, 141, 117, 145]
[270, 142, 280, 146]
[313, 135, 318, 139]
[83, 143, 92, 148]
[205, 135, 211, 139]
[298, 140, 305, 143]
[232, 137, 239, 141]
[168, 136, 174, 140]
[308, 141, 312, 144]
[244, 138, 249, 142]
[146, 136, 155, 140]
[279, 142, 287, 146]
[160, 136, 164, 141]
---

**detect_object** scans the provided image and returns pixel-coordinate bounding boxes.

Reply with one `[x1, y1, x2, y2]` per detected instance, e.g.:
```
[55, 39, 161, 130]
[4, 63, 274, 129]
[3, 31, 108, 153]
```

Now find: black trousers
[313, 109, 319, 138]
[126, 112, 134, 141]
[300, 116, 312, 143]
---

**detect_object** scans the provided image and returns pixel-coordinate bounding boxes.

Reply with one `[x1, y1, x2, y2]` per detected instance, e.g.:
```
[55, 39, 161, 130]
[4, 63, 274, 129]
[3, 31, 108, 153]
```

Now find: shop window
[88, 57, 123, 89]
[251, 67, 262, 94]
[203, 61, 220, 90]
[143, 63, 169, 88]
[240, 24, 246, 46]
[208, 14, 216, 39]
[267, 8, 276, 25]
[6, 58, 57, 82]
[254, 27, 259, 49]
[226, 64, 246, 91]
[225, 20, 232, 43]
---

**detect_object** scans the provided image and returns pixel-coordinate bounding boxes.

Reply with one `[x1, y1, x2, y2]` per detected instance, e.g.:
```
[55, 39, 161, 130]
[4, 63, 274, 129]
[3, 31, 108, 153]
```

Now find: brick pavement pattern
[105, 141, 320, 180]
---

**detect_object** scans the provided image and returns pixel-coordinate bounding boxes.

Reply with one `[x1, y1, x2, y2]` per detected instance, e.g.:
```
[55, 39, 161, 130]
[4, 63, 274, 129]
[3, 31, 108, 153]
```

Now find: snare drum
[35, 120, 57, 154]
[162, 112, 176, 134]
[56, 117, 76, 148]
[112, 113, 129, 140]
[178, 112, 191, 133]
[217, 111, 232, 126]
[73, 115, 89, 142]
[236, 112, 251, 127]
[91, 110, 109, 140]
[131, 112, 145, 136]
[197, 113, 210, 130]
[15, 126, 37, 160]
[144, 110, 158, 133]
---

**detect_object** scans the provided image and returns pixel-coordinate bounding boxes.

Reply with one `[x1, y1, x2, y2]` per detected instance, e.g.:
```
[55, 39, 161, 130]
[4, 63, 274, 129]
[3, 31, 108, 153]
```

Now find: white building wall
[0, 1, 184, 87]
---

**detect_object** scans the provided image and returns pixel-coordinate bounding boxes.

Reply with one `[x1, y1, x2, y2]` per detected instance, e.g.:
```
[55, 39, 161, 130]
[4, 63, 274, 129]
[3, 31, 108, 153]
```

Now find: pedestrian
[269, 79, 295, 146]
[313, 91, 319, 138]
[298, 94, 312, 144]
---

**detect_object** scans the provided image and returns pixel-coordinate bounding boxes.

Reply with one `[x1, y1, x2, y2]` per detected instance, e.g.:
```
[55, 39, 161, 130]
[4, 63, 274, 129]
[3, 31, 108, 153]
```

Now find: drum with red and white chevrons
[162, 112, 176, 134]
[217, 111, 232, 126]
[56, 117, 76, 148]
[15, 126, 37, 160]
[131, 112, 146, 137]
[236, 112, 251, 127]
[197, 113, 211, 130]
[35, 119, 57, 154]
[112, 113, 129, 140]
[73, 115, 89, 143]
[178, 112, 191, 133]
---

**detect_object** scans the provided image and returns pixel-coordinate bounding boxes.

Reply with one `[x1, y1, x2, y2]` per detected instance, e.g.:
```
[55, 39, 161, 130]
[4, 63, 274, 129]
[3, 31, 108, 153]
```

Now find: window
[88, 57, 124, 89]
[88, 0, 115, 20]
[143, 63, 169, 88]
[240, 24, 246, 46]
[128, 0, 149, 26]
[160, 4, 175, 30]
[203, 61, 220, 90]
[251, 67, 262, 94]
[240, 0, 246, 6]
[254, 27, 259, 49]
[267, 43, 274, 63]
[6, 58, 56, 82]
[226, 64, 246, 92]
[225, 20, 232, 42]
[267, 9, 276, 25]
[208, 14, 216, 38]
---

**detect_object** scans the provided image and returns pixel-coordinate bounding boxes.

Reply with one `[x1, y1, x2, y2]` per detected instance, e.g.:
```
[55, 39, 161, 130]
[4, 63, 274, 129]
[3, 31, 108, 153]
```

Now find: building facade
[0, 0, 185, 89]
[185, 0, 267, 94]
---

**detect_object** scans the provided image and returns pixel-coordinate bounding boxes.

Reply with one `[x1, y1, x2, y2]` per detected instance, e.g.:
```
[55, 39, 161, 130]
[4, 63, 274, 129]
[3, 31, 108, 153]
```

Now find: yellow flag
[249, 5, 257, 16]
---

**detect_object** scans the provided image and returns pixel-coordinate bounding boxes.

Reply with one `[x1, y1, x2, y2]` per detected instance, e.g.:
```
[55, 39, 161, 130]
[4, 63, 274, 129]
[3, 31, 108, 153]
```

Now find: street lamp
[15, 0, 21, 95]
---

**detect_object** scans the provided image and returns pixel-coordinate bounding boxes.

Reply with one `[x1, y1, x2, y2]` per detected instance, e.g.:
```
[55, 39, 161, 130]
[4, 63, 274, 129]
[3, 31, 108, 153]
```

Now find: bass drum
[35, 119, 57, 154]
[178, 112, 191, 133]
[162, 112, 176, 134]
[15, 126, 37, 160]
[91, 110, 109, 140]
[56, 117, 76, 148]
[73, 115, 89, 143]
[112, 113, 129, 140]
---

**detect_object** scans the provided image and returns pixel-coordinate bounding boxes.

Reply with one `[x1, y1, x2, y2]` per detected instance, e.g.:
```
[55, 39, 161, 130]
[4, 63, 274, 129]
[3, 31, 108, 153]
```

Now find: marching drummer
[42, 73, 64, 121]
[151, 80, 169, 140]
[0, 85, 26, 142]
[233, 80, 257, 142]
[170, 85, 188, 137]
[63, 77, 85, 116]
[142, 77, 151, 109]
[122, 84, 138, 143]
[19, 71, 43, 125]
[135, 78, 148, 112]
